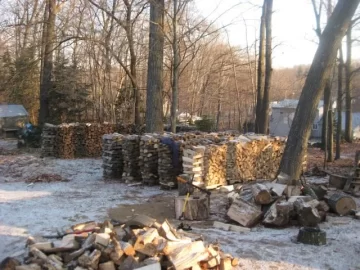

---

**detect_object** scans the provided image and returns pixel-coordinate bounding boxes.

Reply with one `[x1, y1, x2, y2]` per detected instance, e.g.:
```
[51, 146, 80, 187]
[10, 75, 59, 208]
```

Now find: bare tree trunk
[323, 79, 331, 164]
[39, 0, 56, 125]
[279, 0, 359, 181]
[171, 0, 179, 133]
[262, 0, 273, 135]
[345, 24, 353, 142]
[255, 0, 266, 133]
[328, 110, 334, 161]
[336, 47, 343, 159]
[146, 0, 164, 133]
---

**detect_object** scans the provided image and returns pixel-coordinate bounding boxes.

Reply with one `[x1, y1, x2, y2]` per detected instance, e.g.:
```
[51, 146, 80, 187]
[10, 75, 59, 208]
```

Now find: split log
[174, 195, 210, 220]
[15, 264, 41, 270]
[263, 199, 293, 227]
[227, 198, 263, 227]
[168, 241, 208, 270]
[327, 193, 356, 215]
[251, 183, 272, 204]
[264, 182, 286, 197]
[78, 250, 101, 269]
[0, 257, 20, 270]
[294, 200, 321, 227]
[99, 261, 116, 270]
[29, 247, 62, 270]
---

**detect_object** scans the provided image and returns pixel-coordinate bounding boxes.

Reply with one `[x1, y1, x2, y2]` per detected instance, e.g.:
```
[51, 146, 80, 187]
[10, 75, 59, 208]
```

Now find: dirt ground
[1, 139, 360, 269]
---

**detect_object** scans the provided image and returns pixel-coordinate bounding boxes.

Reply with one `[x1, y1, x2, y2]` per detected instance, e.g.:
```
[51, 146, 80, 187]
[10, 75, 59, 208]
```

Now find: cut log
[251, 183, 272, 204]
[264, 182, 286, 196]
[327, 193, 357, 215]
[263, 199, 293, 227]
[15, 265, 41, 270]
[213, 221, 251, 233]
[284, 185, 302, 197]
[294, 200, 321, 227]
[0, 257, 20, 270]
[99, 261, 116, 270]
[29, 247, 62, 270]
[174, 195, 210, 220]
[227, 198, 263, 227]
[297, 227, 326, 246]
[78, 250, 101, 269]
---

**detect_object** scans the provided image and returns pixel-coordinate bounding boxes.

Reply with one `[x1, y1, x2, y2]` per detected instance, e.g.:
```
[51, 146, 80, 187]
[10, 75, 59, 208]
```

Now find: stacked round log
[102, 133, 124, 179]
[41, 123, 58, 157]
[122, 134, 142, 183]
[139, 134, 160, 185]
[55, 123, 76, 158]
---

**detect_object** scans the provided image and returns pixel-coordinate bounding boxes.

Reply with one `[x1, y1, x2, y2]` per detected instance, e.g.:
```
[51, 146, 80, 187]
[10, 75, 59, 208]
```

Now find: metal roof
[0, 104, 29, 118]
[271, 99, 332, 109]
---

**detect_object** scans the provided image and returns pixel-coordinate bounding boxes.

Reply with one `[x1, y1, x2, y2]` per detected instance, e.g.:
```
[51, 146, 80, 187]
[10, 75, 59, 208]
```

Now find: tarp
[0, 104, 28, 118]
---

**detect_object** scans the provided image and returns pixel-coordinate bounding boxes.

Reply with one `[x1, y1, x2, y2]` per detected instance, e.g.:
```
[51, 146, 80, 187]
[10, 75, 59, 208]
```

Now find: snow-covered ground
[1, 140, 360, 269]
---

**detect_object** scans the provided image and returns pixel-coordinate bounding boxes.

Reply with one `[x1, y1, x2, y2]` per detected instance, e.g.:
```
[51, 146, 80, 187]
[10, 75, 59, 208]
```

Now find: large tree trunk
[278, 0, 360, 181]
[255, 0, 266, 134]
[336, 47, 343, 160]
[146, 0, 164, 133]
[344, 25, 352, 142]
[38, 0, 56, 125]
[261, 0, 273, 135]
[170, 0, 179, 133]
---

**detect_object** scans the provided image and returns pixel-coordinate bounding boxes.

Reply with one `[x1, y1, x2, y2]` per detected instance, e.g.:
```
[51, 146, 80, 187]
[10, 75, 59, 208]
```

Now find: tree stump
[297, 227, 326, 246]
[327, 193, 356, 215]
[174, 195, 210, 220]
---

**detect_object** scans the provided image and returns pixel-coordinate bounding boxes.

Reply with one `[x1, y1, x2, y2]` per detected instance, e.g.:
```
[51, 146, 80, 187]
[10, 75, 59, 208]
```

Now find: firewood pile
[11, 216, 239, 270]
[203, 144, 228, 186]
[122, 135, 142, 183]
[55, 123, 76, 159]
[158, 136, 183, 188]
[226, 182, 358, 228]
[139, 134, 160, 185]
[41, 124, 58, 157]
[226, 135, 285, 184]
[102, 134, 124, 179]
[40, 123, 140, 159]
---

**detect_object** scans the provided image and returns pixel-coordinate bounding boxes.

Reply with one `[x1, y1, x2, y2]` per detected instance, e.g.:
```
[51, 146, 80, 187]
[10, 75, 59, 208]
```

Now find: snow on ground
[1, 139, 360, 269]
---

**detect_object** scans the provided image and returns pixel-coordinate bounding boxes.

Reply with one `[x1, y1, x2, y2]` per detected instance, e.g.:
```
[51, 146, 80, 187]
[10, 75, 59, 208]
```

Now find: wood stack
[226, 135, 285, 183]
[122, 135, 142, 183]
[9, 217, 239, 270]
[102, 134, 124, 179]
[182, 145, 205, 184]
[158, 136, 182, 188]
[74, 123, 87, 157]
[203, 144, 227, 186]
[41, 123, 58, 157]
[55, 124, 76, 158]
[139, 134, 160, 185]
[84, 124, 102, 157]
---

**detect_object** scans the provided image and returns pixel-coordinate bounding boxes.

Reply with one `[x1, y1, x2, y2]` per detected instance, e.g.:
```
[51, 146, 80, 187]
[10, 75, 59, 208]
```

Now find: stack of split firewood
[55, 123, 76, 158]
[139, 135, 160, 185]
[122, 135, 142, 183]
[9, 216, 239, 270]
[41, 124, 58, 157]
[158, 136, 183, 188]
[203, 144, 228, 187]
[182, 146, 206, 184]
[74, 124, 87, 157]
[226, 182, 357, 228]
[102, 134, 124, 179]
[226, 135, 285, 184]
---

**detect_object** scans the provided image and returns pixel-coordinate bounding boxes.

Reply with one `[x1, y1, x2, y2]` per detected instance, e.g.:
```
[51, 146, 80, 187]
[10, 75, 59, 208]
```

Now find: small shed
[0, 104, 29, 137]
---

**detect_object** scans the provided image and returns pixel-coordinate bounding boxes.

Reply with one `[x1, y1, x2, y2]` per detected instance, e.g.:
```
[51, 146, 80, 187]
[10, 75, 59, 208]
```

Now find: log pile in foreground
[139, 135, 160, 185]
[122, 135, 142, 183]
[102, 134, 124, 179]
[11, 216, 239, 270]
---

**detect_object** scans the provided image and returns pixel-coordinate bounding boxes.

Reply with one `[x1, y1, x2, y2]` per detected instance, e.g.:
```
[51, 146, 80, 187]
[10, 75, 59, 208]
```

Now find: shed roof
[271, 99, 333, 109]
[0, 104, 28, 118]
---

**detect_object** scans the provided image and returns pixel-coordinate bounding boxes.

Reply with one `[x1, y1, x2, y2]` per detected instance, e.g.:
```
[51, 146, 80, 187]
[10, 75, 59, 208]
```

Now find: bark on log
[227, 198, 263, 227]
[297, 227, 326, 246]
[327, 193, 356, 215]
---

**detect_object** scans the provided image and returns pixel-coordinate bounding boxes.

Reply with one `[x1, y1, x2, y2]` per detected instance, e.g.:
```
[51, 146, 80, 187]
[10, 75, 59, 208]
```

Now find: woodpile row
[102, 133, 287, 186]
[226, 135, 284, 184]
[9, 216, 239, 270]
[122, 135, 142, 183]
[40, 123, 138, 159]
[140, 135, 160, 185]
[102, 134, 124, 179]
